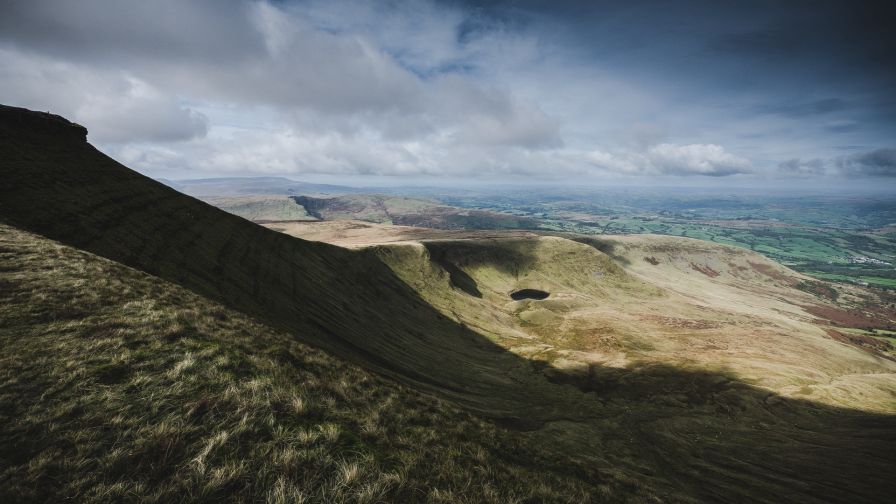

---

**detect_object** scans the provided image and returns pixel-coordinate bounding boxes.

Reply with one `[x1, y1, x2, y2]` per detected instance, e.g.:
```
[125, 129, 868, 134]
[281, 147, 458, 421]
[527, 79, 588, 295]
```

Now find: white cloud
[647, 143, 752, 176]
[586, 144, 751, 176]
[3, 0, 841, 182]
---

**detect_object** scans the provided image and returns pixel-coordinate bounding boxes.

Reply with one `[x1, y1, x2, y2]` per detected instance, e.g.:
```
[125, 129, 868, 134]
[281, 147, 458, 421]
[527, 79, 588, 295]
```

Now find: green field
[432, 190, 896, 290]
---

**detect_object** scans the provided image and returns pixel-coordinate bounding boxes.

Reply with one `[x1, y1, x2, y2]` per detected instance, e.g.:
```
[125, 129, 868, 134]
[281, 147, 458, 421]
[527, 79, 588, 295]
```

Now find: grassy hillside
[2, 104, 896, 502]
[371, 235, 896, 412]
[199, 195, 316, 222]
[4, 226, 895, 503]
[0, 224, 597, 502]
[0, 104, 570, 420]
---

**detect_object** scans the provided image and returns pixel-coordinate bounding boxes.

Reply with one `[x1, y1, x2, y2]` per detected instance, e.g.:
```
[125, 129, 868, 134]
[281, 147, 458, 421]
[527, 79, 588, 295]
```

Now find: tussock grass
[0, 225, 602, 503]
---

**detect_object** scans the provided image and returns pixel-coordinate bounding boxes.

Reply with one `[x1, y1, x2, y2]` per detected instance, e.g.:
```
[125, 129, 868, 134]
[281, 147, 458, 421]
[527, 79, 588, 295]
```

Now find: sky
[1, 0, 894, 188]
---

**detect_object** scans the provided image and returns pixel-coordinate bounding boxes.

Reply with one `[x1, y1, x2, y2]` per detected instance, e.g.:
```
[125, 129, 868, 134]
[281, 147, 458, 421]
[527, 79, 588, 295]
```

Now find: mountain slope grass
[2, 104, 896, 502]
[367, 234, 896, 414]
[199, 195, 316, 222]
[0, 224, 602, 503]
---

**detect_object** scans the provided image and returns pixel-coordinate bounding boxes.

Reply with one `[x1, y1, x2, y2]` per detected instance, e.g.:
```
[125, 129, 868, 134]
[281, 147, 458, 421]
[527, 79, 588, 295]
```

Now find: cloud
[0, 1, 560, 152]
[778, 158, 827, 177]
[586, 144, 751, 177]
[81, 93, 208, 144]
[775, 148, 896, 178]
[450, 91, 562, 148]
[823, 120, 859, 133]
[710, 27, 802, 58]
[0, 49, 207, 143]
[647, 143, 752, 176]
[0, 0, 892, 183]
[757, 98, 848, 118]
[0, 0, 264, 64]
[836, 148, 896, 177]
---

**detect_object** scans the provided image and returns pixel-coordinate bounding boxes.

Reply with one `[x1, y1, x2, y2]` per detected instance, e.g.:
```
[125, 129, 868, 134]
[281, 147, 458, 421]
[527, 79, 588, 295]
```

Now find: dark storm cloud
[440, 0, 896, 179]
[758, 99, 848, 119]
[824, 121, 860, 134]
[709, 26, 803, 58]
[450, 0, 896, 73]
[777, 148, 896, 178]
[837, 149, 896, 177]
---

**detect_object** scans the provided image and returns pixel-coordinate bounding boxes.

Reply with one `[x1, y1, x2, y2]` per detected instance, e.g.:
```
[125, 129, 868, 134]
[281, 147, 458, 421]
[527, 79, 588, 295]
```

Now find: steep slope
[0, 104, 576, 421]
[2, 104, 895, 502]
[0, 224, 598, 502]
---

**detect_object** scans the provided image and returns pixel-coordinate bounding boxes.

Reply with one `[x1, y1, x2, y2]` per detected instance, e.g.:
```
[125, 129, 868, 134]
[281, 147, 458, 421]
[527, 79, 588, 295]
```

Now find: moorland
[2, 104, 895, 502]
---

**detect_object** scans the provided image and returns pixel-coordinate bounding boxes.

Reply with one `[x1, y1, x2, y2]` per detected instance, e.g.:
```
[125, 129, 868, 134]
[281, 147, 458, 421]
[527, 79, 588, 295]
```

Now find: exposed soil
[690, 262, 720, 278]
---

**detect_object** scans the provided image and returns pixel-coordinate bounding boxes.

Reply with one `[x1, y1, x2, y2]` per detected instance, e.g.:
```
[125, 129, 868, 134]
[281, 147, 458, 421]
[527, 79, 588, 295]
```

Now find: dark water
[510, 289, 549, 300]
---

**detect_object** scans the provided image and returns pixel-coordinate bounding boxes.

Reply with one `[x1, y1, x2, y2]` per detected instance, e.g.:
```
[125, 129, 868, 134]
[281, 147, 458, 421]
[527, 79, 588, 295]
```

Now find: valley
[269, 220, 896, 412]
[187, 181, 896, 291]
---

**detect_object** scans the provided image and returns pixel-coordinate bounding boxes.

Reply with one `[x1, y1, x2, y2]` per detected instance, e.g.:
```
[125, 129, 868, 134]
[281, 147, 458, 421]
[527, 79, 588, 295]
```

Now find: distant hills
[293, 194, 540, 230]
[159, 176, 359, 197]
[163, 177, 540, 230]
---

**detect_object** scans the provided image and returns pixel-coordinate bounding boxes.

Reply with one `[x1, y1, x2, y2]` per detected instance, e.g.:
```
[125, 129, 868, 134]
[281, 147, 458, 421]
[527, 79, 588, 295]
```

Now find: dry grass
[0, 224, 604, 503]
[282, 226, 896, 414]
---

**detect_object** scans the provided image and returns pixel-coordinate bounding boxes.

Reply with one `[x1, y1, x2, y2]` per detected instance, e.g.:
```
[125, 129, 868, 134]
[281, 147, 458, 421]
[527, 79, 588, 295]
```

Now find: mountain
[198, 195, 316, 222]
[293, 194, 540, 230]
[0, 223, 594, 502]
[161, 176, 358, 197]
[1, 104, 895, 502]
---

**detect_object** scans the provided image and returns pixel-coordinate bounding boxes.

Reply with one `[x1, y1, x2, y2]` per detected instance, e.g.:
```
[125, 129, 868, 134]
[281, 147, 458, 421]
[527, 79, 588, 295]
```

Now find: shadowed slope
[0, 104, 578, 420]
[0, 224, 603, 503]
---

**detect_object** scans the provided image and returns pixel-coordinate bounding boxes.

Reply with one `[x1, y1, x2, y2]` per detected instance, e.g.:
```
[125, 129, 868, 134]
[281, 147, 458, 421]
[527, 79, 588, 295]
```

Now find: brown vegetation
[804, 304, 895, 331]
[749, 260, 795, 285]
[690, 262, 720, 277]
[825, 329, 895, 362]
